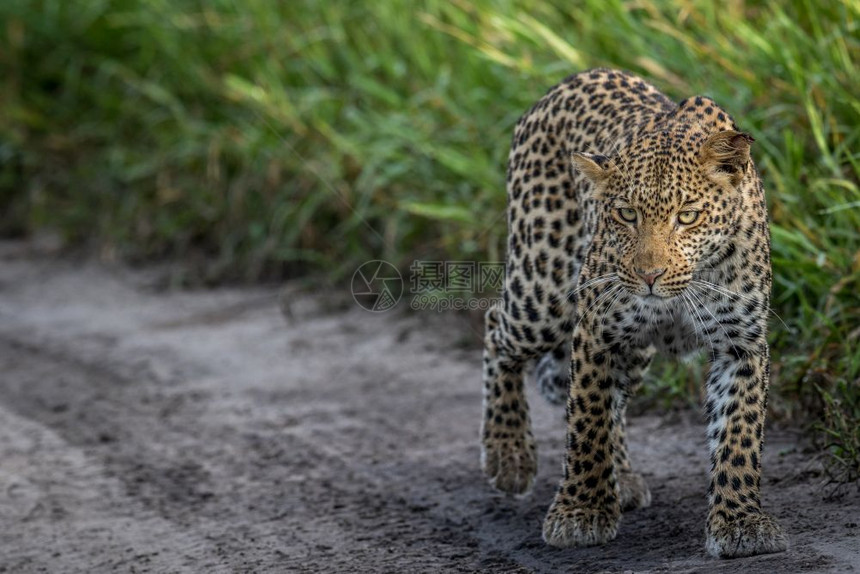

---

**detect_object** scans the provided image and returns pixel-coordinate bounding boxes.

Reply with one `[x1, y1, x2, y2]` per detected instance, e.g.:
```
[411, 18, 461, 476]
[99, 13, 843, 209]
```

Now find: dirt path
[0, 244, 857, 573]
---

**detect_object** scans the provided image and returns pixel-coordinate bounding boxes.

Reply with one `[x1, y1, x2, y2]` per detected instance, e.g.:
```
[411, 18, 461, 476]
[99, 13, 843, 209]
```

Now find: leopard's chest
[609, 301, 703, 357]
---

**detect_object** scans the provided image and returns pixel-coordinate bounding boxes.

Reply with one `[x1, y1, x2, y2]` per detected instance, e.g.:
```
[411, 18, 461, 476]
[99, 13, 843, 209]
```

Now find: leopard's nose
[634, 268, 665, 287]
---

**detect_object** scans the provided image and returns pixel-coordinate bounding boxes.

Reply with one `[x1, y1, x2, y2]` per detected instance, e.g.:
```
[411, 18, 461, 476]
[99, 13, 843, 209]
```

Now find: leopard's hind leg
[535, 345, 570, 405]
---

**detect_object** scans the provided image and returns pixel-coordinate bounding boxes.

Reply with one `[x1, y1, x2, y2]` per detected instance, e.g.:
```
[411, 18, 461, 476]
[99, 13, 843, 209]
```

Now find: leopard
[480, 68, 788, 558]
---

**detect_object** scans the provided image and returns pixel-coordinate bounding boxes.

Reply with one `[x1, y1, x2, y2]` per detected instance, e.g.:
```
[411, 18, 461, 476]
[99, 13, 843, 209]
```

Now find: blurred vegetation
[0, 0, 858, 474]
[816, 380, 860, 486]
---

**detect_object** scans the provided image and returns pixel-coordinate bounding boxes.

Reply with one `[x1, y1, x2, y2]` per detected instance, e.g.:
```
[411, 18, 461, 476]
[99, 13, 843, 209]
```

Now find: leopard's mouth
[619, 279, 686, 301]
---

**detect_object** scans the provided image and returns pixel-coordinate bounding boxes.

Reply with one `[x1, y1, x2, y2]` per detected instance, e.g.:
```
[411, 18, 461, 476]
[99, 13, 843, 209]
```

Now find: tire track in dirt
[0, 337, 218, 573]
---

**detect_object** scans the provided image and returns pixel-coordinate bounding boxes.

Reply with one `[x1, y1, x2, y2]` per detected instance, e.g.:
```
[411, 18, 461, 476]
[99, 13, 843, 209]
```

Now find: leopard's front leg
[543, 325, 621, 547]
[704, 340, 788, 558]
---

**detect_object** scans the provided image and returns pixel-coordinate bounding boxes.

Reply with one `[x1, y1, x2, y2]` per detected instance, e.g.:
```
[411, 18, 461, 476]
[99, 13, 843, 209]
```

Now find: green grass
[0, 0, 858, 472]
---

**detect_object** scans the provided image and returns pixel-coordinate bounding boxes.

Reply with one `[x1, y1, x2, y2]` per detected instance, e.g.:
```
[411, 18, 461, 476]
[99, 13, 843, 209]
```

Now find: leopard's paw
[706, 512, 788, 558]
[618, 470, 651, 511]
[481, 434, 537, 496]
[542, 498, 619, 547]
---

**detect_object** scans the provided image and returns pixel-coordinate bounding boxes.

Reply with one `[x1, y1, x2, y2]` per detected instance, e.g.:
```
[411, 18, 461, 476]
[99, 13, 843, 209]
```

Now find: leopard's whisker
[566, 273, 618, 300]
[678, 293, 701, 347]
[598, 284, 626, 334]
[682, 291, 717, 362]
[574, 283, 623, 333]
[590, 286, 624, 335]
[691, 280, 790, 332]
[687, 286, 742, 360]
[691, 279, 760, 302]
[685, 292, 717, 359]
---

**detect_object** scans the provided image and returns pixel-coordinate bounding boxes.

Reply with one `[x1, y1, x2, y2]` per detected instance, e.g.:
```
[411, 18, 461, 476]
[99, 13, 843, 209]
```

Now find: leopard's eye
[678, 210, 700, 225]
[617, 207, 637, 223]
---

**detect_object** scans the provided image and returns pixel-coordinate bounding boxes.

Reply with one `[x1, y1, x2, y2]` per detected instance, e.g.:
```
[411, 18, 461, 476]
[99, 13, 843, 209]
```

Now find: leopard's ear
[699, 130, 754, 187]
[571, 152, 616, 185]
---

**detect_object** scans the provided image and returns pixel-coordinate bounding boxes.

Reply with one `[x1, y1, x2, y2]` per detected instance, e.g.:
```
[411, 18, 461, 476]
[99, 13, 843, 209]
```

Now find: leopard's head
[572, 126, 753, 300]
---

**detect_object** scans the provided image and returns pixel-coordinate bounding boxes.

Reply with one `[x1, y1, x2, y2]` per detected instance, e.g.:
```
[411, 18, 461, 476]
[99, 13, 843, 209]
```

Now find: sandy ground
[0, 242, 857, 573]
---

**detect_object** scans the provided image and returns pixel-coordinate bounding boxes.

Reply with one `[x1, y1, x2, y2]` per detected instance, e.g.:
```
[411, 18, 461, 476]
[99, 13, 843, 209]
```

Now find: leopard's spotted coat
[480, 68, 787, 558]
